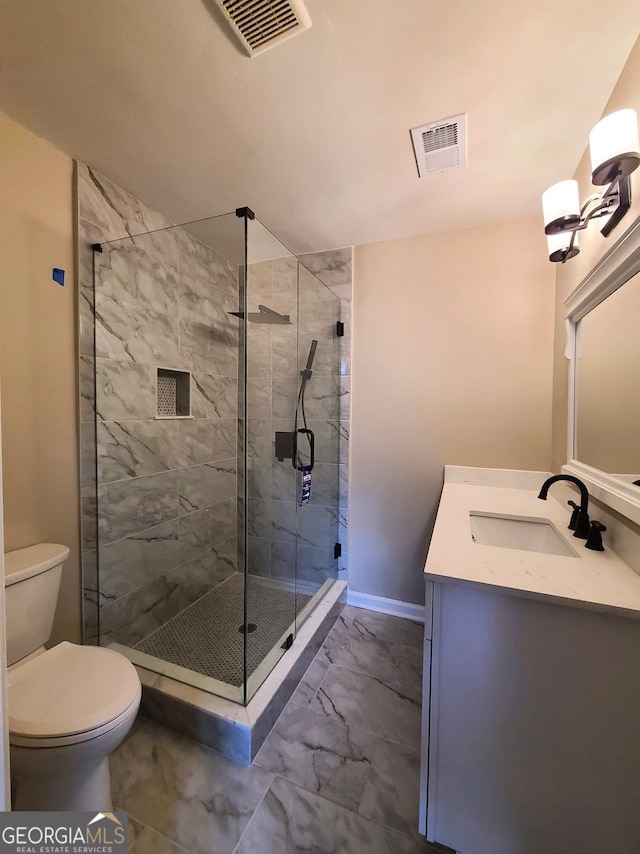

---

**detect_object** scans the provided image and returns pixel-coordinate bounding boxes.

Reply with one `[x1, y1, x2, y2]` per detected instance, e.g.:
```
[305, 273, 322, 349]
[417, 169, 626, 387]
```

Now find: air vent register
[411, 113, 467, 177]
[214, 0, 311, 56]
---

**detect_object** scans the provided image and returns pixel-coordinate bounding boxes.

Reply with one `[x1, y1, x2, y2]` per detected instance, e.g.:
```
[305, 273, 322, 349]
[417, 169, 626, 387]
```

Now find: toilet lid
[8, 641, 141, 740]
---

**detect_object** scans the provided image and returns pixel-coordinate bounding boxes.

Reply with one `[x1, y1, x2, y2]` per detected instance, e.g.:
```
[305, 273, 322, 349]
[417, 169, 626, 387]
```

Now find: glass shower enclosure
[90, 208, 343, 704]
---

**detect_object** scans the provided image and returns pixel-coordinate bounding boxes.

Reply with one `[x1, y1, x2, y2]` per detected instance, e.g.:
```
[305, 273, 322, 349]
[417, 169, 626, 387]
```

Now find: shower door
[243, 219, 343, 702]
[293, 264, 343, 603]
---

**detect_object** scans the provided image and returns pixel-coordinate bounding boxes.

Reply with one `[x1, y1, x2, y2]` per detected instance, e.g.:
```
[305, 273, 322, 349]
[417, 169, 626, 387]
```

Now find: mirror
[575, 269, 640, 486]
[563, 217, 640, 525]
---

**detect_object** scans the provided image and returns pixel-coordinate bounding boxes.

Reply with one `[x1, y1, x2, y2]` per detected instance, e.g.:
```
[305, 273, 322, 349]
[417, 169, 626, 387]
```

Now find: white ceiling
[0, 1, 639, 253]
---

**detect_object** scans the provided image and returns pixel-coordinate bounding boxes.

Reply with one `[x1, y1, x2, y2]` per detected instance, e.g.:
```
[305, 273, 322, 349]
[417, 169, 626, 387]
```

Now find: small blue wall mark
[52, 268, 65, 286]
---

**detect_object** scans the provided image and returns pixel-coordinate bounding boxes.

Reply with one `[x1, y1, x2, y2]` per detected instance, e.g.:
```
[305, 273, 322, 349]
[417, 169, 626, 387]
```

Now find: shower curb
[135, 581, 346, 764]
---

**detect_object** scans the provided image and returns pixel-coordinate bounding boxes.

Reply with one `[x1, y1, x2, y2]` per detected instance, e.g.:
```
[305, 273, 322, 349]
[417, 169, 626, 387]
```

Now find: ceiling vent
[410, 114, 467, 177]
[214, 0, 312, 57]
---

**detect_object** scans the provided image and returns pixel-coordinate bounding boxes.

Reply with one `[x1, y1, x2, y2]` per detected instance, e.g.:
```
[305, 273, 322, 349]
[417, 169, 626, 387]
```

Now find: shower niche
[80, 189, 349, 713]
[156, 368, 191, 418]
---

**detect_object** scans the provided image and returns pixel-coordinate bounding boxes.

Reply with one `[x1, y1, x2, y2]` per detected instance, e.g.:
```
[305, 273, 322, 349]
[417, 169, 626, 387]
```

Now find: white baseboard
[346, 589, 425, 623]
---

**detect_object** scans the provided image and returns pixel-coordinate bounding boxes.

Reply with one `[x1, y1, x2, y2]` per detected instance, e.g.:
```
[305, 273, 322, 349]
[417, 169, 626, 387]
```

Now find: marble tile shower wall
[77, 164, 239, 645]
[246, 249, 351, 590]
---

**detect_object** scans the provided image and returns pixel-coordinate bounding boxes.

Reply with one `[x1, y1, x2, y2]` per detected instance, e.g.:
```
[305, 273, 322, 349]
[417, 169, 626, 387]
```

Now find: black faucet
[538, 474, 590, 539]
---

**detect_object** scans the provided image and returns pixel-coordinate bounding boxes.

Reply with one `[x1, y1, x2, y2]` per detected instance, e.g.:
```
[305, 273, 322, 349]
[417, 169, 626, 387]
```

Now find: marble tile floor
[114, 605, 441, 853]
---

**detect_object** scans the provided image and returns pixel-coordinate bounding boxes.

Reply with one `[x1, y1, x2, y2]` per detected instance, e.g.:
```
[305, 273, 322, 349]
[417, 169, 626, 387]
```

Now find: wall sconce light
[547, 229, 579, 263]
[542, 109, 640, 262]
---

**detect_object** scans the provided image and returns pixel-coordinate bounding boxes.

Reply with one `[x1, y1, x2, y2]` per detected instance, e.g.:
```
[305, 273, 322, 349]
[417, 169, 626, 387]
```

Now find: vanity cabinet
[420, 579, 640, 854]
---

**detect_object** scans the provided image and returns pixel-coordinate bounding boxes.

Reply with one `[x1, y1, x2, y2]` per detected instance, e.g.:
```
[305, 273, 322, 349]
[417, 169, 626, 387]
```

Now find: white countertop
[425, 468, 640, 620]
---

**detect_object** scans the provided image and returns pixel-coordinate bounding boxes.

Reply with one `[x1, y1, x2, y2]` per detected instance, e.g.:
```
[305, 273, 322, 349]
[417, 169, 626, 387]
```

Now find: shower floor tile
[134, 573, 311, 686]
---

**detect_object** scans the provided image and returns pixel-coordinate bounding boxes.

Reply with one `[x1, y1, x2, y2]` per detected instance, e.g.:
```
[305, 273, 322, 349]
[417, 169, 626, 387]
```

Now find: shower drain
[238, 623, 258, 633]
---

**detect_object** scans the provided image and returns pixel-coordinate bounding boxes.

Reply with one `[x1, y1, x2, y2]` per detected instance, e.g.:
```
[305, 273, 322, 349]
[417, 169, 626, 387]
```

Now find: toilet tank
[4, 544, 69, 666]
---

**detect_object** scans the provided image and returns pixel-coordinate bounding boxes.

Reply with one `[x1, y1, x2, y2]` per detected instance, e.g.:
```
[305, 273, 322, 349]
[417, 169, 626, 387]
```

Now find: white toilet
[4, 543, 141, 811]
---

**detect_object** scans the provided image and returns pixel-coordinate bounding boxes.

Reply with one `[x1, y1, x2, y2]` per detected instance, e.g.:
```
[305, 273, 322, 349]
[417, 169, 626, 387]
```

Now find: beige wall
[350, 217, 555, 604]
[552, 35, 640, 472]
[0, 111, 81, 644]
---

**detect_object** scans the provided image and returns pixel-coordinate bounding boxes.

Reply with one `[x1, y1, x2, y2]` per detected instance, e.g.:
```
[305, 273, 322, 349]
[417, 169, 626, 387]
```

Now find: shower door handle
[295, 428, 315, 472]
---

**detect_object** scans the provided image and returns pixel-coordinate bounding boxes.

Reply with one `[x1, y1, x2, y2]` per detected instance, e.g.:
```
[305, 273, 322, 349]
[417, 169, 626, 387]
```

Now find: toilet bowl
[8, 641, 141, 811]
[4, 544, 142, 811]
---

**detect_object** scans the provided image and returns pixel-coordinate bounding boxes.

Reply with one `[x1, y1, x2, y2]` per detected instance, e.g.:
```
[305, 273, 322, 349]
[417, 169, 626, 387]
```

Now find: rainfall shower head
[229, 305, 290, 324]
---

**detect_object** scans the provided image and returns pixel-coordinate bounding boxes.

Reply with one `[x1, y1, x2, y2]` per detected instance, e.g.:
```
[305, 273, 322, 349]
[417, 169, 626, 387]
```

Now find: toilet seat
[8, 641, 141, 748]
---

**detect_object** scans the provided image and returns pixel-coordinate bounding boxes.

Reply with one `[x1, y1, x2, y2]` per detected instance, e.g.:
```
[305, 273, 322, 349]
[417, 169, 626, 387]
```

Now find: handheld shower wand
[274, 339, 318, 473]
[294, 340, 318, 471]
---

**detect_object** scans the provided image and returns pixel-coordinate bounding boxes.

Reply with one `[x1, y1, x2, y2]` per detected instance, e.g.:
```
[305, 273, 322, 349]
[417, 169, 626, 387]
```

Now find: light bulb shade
[547, 230, 579, 263]
[589, 109, 640, 186]
[542, 180, 581, 235]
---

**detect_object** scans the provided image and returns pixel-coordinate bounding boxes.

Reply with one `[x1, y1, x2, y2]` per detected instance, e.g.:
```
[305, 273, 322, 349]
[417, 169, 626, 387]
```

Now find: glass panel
[93, 212, 247, 703]
[244, 217, 300, 702]
[294, 263, 342, 617]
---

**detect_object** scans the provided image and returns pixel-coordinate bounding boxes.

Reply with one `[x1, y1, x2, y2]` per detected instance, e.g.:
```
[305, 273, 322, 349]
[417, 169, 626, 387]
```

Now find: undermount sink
[469, 512, 579, 557]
